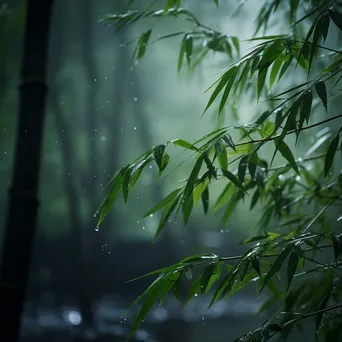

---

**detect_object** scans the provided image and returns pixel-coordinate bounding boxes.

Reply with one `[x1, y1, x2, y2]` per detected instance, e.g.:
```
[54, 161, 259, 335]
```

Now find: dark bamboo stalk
[0, 1, 53, 341]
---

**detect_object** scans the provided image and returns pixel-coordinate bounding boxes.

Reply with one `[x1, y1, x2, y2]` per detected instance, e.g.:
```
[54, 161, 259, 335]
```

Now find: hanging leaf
[222, 134, 236, 151]
[218, 66, 238, 116]
[260, 244, 293, 292]
[319, 13, 330, 42]
[171, 138, 199, 151]
[182, 193, 194, 225]
[201, 185, 209, 214]
[154, 193, 181, 240]
[217, 143, 228, 170]
[329, 8, 342, 31]
[144, 187, 182, 217]
[184, 155, 204, 197]
[324, 135, 339, 177]
[238, 155, 248, 183]
[133, 29, 152, 62]
[287, 244, 301, 290]
[315, 81, 328, 111]
[221, 169, 247, 193]
[153, 144, 166, 171]
[332, 234, 342, 261]
[257, 67, 268, 100]
[274, 139, 300, 176]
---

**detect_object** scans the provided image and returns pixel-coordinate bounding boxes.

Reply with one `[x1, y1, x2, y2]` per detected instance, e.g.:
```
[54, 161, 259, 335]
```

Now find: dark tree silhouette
[0, 1, 54, 341]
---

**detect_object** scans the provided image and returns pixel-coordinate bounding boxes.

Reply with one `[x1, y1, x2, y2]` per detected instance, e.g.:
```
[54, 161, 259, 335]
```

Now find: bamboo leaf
[260, 244, 293, 292]
[204, 69, 232, 114]
[182, 193, 194, 225]
[144, 187, 182, 217]
[315, 81, 328, 111]
[275, 139, 300, 176]
[218, 66, 238, 116]
[324, 135, 339, 176]
[154, 193, 181, 240]
[153, 144, 166, 171]
[222, 169, 247, 193]
[184, 155, 204, 196]
[287, 244, 301, 290]
[238, 155, 248, 183]
[201, 185, 209, 214]
[329, 8, 342, 31]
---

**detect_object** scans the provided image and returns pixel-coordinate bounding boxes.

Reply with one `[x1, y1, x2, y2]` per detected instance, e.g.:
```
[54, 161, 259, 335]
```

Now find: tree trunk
[0, 1, 53, 341]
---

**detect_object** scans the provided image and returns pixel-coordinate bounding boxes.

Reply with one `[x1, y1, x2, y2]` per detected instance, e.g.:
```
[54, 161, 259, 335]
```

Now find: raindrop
[94, 78, 97, 82]
[220, 230, 224, 233]
[95, 227, 100, 232]
[133, 97, 138, 102]
[149, 214, 153, 218]
[149, 165, 152, 169]
[142, 226, 145, 230]
[194, 293, 198, 297]
[4, 152, 6, 155]
[337, 216, 342, 222]
[104, 76, 108, 80]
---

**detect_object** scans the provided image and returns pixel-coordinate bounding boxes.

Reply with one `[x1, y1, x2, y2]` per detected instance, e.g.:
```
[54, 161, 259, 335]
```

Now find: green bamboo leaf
[269, 59, 282, 87]
[171, 138, 199, 151]
[182, 193, 194, 225]
[172, 271, 182, 299]
[329, 8, 342, 31]
[201, 262, 216, 294]
[274, 139, 300, 176]
[213, 182, 233, 212]
[319, 13, 330, 42]
[177, 39, 185, 73]
[144, 187, 182, 217]
[251, 254, 261, 276]
[154, 193, 181, 240]
[201, 185, 209, 214]
[221, 191, 238, 225]
[133, 29, 152, 62]
[315, 81, 327, 111]
[218, 66, 238, 116]
[239, 259, 250, 282]
[332, 234, 342, 261]
[308, 24, 321, 75]
[222, 134, 236, 151]
[184, 155, 204, 196]
[160, 152, 170, 173]
[122, 167, 132, 203]
[235, 59, 251, 94]
[299, 90, 313, 127]
[97, 166, 128, 226]
[217, 143, 228, 170]
[128, 285, 160, 340]
[324, 135, 339, 176]
[238, 155, 248, 183]
[221, 169, 247, 193]
[185, 276, 201, 305]
[203, 69, 232, 114]
[130, 157, 154, 188]
[287, 244, 301, 290]
[231, 36, 240, 55]
[257, 67, 268, 100]
[250, 188, 260, 210]
[153, 144, 166, 171]
[260, 244, 293, 292]
[185, 34, 193, 65]
[278, 57, 293, 81]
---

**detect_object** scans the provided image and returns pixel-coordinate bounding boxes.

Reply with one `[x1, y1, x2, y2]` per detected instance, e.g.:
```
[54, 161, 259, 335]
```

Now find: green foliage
[97, 1, 342, 341]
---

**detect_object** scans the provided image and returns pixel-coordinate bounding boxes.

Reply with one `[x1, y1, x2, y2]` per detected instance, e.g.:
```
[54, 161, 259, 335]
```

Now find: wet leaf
[315, 81, 327, 111]
[275, 139, 300, 176]
[260, 244, 293, 292]
[324, 135, 339, 177]
[222, 169, 247, 193]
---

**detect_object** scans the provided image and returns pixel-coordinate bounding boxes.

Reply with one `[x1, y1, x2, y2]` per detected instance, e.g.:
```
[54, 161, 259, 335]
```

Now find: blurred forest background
[0, 1, 341, 342]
